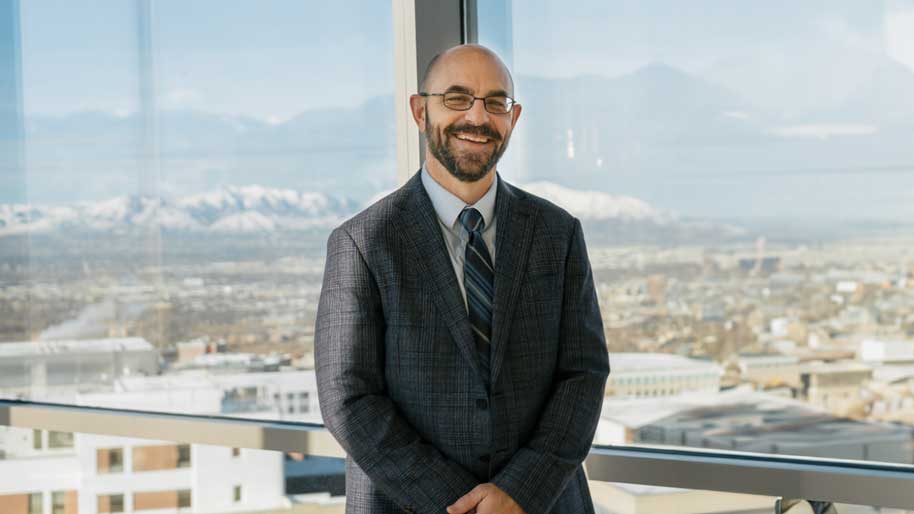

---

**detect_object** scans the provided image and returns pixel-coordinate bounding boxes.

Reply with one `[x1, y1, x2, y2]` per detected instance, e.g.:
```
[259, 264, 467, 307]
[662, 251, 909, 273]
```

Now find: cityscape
[4, 1, 914, 512]
[2, 202, 914, 513]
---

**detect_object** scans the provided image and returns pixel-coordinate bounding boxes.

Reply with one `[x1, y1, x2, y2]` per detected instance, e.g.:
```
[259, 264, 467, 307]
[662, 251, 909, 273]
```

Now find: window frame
[2, 1, 914, 511]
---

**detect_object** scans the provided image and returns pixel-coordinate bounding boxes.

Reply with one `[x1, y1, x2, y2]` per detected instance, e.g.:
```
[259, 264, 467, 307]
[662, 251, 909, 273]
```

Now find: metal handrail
[3, 399, 914, 509]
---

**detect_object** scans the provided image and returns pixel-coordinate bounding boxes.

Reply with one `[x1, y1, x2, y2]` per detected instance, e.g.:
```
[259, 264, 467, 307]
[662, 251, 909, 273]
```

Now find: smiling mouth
[453, 132, 492, 144]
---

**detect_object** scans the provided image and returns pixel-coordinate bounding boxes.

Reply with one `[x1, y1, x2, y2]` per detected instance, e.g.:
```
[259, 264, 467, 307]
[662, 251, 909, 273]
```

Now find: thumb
[447, 485, 486, 514]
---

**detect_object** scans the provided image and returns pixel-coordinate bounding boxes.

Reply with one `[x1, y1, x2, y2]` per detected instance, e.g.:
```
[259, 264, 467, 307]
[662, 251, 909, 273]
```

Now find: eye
[444, 92, 473, 108]
[487, 97, 508, 110]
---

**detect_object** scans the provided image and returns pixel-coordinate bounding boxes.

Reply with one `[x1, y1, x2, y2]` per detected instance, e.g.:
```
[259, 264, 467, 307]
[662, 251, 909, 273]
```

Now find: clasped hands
[447, 483, 525, 514]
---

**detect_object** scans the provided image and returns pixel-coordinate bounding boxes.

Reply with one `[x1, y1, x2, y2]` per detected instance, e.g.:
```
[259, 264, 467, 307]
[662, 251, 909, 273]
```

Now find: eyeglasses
[418, 91, 517, 114]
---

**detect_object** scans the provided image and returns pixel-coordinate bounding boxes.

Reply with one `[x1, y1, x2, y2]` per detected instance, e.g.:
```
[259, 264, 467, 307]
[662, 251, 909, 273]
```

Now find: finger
[447, 486, 485, 514]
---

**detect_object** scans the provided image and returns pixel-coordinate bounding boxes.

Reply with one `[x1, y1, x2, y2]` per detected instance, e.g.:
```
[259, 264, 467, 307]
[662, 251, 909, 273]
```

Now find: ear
[409, 94, 427, 131]
[509, 103, 522, 130]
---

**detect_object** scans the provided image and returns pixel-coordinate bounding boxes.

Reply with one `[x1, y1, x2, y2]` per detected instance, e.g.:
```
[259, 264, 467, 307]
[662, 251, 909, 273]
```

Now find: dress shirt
[420, 163, 498, 311]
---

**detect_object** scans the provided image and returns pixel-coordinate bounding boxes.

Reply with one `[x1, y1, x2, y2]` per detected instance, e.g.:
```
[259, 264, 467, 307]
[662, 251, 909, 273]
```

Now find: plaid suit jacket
[315, 170, 610, 514]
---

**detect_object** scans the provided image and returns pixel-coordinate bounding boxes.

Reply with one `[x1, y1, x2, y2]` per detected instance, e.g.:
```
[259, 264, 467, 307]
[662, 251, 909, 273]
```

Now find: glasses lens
[485, 96, 511, 114]
[443, 92, 474, 110]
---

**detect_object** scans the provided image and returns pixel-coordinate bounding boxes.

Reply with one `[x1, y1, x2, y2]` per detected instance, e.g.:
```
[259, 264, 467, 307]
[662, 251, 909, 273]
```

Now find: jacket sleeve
[490, 218, 610, 514]
[314, 227, 479, 514]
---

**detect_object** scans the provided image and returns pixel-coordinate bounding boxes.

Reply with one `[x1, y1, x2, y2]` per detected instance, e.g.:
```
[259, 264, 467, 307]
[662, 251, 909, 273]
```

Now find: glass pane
[0, 426, 345, 513]
[480, 1, 914, 466]
[1, 1, 395, 424]
[588, 480, 901, 514]
[51, 491, 65, 514]
[177, 489, 191, 508]
[28, 493, 42, 514]
[48, 430, 73, 449]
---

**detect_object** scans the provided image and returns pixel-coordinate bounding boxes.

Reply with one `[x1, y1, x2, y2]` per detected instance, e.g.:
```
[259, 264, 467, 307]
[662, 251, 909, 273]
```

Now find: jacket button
[476, 399, 488, 410]
[479, 455, 490, 463]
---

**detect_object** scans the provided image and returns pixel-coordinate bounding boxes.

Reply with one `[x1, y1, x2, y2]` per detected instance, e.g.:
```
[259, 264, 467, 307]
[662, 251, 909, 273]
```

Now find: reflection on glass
[479, 1, 914, 466]
[0, 0, 395, 428]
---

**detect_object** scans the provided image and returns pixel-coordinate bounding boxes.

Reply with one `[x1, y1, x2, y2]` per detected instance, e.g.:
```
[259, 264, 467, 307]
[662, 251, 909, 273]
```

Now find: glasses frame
[418, 91, 517, 114]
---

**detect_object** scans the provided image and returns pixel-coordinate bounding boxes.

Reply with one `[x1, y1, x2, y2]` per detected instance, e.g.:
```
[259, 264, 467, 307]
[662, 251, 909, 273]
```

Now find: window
[28, 493, 42, 514]
[134, 444, 190, 472]
[51, 491, 65, 514]
[479, 1, 914, 467]
[32, 429, 42, 450]
[231, 447, 241, 457]
[177, 444, 191, 468]
[4, 0, 395, 425]
[178, 489, 191, 508]
[134, 490, 189, 511]
[48, 431, 74, 449]
[98, 494, 124, 514]
[233, 485, 241, 503]
[97, 448, 124, 474]
[298, 391, 310, 413]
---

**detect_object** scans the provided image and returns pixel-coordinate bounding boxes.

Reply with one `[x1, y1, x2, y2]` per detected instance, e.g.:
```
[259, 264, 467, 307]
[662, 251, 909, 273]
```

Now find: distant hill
[0, 181, 747, 246]
[10, 60, 914, 222]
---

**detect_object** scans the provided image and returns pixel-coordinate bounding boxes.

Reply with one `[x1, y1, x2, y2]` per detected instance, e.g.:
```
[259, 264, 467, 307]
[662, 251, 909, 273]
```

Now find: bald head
[420, 44, 514, 96]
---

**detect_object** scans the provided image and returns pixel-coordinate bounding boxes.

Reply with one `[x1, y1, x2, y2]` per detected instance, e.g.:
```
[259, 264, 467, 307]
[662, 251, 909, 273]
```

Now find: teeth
[456, 133, 489, 143]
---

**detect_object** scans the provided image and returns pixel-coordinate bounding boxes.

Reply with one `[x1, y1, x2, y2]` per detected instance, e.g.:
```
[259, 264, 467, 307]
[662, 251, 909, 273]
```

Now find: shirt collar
[421, 162, 498, 231]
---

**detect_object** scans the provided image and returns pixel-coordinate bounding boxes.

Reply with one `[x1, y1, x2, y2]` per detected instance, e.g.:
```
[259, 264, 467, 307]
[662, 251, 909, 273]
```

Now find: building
[799, 361, 873, 412]
[595, 387, 912, 463]
[0, 338, 160, 395]
[859, 339, 914, 364]
[590, 481, 774, 514]
[735, 353, 800, 389]
[0, 365, 338, 514]
[0, 426, 286, 514]
[605, 353, 721, 398]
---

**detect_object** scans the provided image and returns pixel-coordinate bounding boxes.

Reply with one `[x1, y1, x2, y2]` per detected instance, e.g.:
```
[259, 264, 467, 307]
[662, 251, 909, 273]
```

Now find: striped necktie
[458, 207, 494, 386]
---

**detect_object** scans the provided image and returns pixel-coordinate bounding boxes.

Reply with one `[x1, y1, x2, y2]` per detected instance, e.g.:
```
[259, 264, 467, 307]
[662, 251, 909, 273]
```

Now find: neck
[425, 154, 496, 205]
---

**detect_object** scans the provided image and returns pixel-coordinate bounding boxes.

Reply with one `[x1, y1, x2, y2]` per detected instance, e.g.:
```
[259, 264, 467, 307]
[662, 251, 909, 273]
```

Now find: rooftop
[0, 337, 155, 358]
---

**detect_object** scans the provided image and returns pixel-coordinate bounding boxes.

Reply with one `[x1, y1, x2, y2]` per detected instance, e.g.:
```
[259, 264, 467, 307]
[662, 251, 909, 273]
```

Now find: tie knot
[458, 207, 485, 234]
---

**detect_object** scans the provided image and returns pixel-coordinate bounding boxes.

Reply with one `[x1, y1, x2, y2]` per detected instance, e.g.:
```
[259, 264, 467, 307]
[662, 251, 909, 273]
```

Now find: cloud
[161, 88, 202, 108]
[768, 123, 878, 139]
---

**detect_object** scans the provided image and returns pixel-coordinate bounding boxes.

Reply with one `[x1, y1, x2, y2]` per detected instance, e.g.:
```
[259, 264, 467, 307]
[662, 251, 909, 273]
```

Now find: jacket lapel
[489, 176, 537, 387]
[396, 171, 487, 384]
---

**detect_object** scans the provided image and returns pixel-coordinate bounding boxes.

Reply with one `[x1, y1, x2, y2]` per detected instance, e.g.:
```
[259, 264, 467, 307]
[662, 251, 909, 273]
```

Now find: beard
[425, 112, 510, 183]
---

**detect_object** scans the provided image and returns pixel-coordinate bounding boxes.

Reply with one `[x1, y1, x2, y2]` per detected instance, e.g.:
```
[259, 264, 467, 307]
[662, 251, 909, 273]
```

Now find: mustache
[445, 123, 501, 142]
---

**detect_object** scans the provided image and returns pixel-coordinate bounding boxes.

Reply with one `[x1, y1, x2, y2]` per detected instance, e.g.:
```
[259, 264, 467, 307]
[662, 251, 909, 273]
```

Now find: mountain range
[9, 58, 914, 223]
[0, 181, 747, 244]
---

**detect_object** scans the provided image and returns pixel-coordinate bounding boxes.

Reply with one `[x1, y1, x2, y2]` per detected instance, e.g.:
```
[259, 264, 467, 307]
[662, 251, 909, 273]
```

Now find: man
[315, 44, 609, 514]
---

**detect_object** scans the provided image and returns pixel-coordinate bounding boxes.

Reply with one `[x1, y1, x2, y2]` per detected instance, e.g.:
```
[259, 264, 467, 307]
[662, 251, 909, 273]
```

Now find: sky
[18, 0, 394, 120]
[491, 0, 914, 114]
[18, 0, 914, 119]
[6, 1, 914, 222]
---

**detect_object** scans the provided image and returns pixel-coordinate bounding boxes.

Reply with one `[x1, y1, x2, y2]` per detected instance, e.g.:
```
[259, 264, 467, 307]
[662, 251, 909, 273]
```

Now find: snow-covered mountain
[0, 182, 746, 244]
[0, 186, 359, 237]
[522, 181, 747, 243]
[523, 182, 667, 222]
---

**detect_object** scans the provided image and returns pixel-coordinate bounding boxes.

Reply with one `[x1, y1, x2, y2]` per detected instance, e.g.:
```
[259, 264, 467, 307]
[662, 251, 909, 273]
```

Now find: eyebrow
[443, 84, 511, 97]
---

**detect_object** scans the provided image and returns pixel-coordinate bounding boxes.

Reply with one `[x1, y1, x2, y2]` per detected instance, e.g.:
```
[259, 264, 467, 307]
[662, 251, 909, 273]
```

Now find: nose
[463, 97, 491, 125]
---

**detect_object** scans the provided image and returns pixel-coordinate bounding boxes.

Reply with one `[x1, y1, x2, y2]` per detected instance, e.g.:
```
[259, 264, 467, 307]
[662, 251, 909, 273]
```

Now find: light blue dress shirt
[420, 163, 498, 311]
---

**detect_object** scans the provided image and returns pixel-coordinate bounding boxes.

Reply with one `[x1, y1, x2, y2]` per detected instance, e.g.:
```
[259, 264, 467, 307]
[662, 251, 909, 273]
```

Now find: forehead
[426, 50, 513, 95]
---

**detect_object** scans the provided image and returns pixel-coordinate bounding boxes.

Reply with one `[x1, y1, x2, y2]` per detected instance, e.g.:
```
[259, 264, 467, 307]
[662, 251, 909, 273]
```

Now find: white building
[799, 361, 873, 412]
[605, 353, 721, 399]
[0, 366, 328, 514]
[735, 354, 800, 388]
[0, 426, 286, 514]
[0, 338, 160, 395]
[859, 338, 914, 364]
